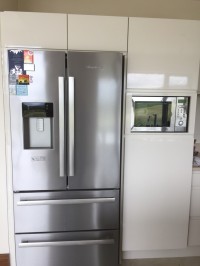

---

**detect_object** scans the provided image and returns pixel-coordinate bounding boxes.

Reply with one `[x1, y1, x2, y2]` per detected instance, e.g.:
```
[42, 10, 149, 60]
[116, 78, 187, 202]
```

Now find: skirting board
[0, 254, 10, 266]
[123, 246, 200, 259]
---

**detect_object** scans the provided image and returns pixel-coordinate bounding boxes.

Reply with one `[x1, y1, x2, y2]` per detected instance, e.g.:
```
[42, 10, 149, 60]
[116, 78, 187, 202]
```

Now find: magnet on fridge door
[18, 74, 30, 85]
[16, 85, 28, 96]
[24, 50, 34, 64]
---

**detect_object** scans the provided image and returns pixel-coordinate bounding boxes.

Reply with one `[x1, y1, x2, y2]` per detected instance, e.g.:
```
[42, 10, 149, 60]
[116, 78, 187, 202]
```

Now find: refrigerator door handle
[58, 77, 65, 178]
[19, 239, 115, 248]
[17, 197, 116, 206]
[68, 77, 75, 176]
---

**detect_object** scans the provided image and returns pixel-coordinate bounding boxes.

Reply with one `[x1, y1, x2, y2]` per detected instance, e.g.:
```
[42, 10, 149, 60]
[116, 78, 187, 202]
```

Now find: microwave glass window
[134, 101, 172, 127]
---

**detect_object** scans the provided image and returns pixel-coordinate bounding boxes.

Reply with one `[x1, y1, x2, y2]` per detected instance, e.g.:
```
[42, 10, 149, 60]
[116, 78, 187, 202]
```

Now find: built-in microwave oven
[127, 96, 190, 132]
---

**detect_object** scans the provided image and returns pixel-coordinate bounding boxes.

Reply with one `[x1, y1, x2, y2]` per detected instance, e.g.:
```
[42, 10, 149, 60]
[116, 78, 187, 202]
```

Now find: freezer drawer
[14, 190, 119, 233]
[15, 230, 119, 266]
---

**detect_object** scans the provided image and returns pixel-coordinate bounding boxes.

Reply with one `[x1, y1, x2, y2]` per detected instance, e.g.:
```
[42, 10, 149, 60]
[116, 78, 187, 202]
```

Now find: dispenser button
[36, 118, 44, 132]
[178, 120, 184, 126]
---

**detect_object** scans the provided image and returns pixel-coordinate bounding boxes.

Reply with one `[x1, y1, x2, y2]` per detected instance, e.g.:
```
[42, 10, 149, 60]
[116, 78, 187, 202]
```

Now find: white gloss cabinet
[122, 134, 193, 251]
[1, 12, 67, 49]
[127, 18, 200, 91]
[68, 14, 128, 51]
[0, 12, 9, 254]
[188, 170, 200, 246]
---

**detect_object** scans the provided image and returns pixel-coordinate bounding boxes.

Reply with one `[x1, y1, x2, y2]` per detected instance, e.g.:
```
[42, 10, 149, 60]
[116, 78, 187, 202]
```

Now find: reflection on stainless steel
[68, 77, 75, 177]
[15, 231, 119, 266]
[10, 50, 123, 266]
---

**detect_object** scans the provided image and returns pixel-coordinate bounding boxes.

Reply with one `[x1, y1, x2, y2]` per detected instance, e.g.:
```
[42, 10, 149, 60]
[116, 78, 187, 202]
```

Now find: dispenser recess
[22, 102, 53, 149]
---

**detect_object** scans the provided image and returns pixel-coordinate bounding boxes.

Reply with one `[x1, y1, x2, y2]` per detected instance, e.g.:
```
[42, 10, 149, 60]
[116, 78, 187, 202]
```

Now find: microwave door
[131, 97, 176, 132]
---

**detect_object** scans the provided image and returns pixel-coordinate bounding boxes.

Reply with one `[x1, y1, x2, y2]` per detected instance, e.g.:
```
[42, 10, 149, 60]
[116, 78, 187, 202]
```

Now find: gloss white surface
[122, 134, 193, 251]
[68, 14, 128, 51]
[1, 11, 67, 49]
[127, 18, 200, 91]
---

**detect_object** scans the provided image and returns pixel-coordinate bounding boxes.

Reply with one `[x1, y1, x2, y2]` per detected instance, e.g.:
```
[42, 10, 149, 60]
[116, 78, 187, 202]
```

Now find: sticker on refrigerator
[16, 85, 28, 96]
[8, 50, 25, 80]
[24, 63, 35, 71]
[24, 50, 34, 64]
[9, 85, 17, 95]
[17, 74, 30, 85]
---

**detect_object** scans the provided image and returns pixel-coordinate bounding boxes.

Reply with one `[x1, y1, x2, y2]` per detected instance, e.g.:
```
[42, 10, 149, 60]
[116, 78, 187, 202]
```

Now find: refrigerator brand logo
[31, 156, 46, 162]
[86, 65, 104, 70]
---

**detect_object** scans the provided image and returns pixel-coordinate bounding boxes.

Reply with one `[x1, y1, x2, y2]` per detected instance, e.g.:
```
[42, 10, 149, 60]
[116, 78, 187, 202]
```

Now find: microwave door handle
[58, 77, 65, 178]
[68, 77, 75, 176]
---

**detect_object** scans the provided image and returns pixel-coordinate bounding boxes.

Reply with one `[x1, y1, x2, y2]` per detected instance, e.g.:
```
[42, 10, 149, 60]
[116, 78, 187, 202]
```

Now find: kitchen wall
[0, 0, 200, 20]
[0, 0, 17, 11]
[17, 0, 200, 20]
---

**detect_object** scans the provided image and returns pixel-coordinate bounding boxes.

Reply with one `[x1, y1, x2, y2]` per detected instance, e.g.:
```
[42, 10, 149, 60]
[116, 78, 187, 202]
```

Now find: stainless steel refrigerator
[8, 50, 123, 266]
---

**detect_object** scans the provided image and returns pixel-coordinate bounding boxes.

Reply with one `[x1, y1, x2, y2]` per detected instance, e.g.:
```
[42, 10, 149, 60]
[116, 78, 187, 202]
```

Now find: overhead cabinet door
[68, 14, 128, 51]
[127, 18, 200, 91]
[1, 12, 67, 49]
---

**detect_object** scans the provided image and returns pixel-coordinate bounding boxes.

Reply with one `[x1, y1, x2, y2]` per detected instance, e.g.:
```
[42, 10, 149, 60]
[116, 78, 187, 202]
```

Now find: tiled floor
[122, 257, 200, 266]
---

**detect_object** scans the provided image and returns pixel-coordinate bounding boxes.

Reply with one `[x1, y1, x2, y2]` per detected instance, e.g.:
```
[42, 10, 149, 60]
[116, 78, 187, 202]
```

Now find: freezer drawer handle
[58, 77, 65, 178]
[19, 239, 115, 248]
[68, 77, 74, 177]
[17, 197, 116, 206]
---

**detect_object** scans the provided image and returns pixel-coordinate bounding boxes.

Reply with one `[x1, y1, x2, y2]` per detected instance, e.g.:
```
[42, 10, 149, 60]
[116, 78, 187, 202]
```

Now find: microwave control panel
[175, 97, 189, 131]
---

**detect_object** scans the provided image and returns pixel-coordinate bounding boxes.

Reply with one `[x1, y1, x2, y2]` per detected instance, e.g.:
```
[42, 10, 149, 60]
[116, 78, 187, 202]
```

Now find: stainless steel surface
[58, 76, 65, 178]
[17, 197, 115, 206]
[10, 50, 67, 191]
[131, 96, 176, 132]
[15, 230, 119, 266]
[68, 77, 75, 176]
[67, 51, 123, 189]
[14, 190, 119, 233]
[10, 50, 123, 266]
[19, 239, 115, 248]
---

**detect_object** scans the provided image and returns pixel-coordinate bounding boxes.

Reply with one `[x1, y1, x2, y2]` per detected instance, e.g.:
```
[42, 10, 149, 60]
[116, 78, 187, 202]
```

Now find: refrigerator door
[9, 50, 67, 191]
[16, 230, 119, 266]
[67, 52, 123, 189]
[14, 190, 119, 233]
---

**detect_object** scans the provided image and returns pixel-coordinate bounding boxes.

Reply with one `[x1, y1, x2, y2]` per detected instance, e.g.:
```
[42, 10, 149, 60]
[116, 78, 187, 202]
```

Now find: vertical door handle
[58, 77, 65, 178]
[68, 77, 75, 176]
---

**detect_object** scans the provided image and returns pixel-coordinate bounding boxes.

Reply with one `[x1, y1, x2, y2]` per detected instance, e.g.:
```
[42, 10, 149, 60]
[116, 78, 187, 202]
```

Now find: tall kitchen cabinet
[123, 17, 200, 256]
[68, 14, 128, 51]
[0, 12, 9, 255]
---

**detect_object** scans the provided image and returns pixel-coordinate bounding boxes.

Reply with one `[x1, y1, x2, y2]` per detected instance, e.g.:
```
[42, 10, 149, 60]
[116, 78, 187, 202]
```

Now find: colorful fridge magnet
[18, 74, 30, 85]
[24, 50, 34, 64]
[16, 85, 28, 96]
[8, 50, 25, 84]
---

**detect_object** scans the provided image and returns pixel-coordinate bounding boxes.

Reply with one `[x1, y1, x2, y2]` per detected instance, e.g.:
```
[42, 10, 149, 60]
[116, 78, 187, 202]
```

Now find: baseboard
[0, 254, 10, 266]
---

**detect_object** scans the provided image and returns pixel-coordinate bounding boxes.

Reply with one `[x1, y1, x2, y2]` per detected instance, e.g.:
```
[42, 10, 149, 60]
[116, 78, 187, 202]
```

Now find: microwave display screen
[134, 101, 172, 127]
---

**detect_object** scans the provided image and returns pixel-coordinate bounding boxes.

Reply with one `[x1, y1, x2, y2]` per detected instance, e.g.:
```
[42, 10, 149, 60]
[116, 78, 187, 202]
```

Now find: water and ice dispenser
[22, 103, 53, 149]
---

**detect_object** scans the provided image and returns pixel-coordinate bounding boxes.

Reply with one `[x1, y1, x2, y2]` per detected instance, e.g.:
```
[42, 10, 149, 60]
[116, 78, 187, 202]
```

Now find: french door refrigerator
[8, 50, 123, 266]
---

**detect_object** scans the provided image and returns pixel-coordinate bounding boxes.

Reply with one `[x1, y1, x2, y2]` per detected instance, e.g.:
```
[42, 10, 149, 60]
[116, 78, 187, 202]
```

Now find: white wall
[17, 0, 200, 20]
